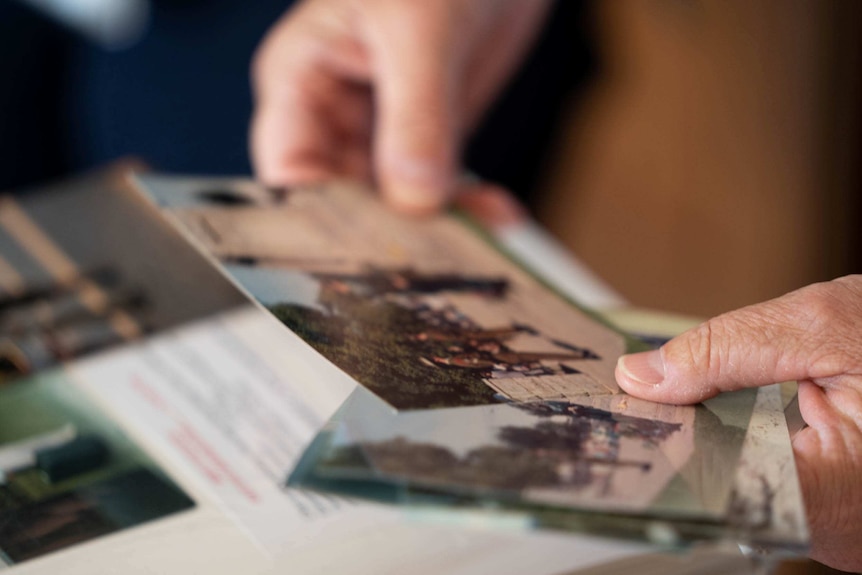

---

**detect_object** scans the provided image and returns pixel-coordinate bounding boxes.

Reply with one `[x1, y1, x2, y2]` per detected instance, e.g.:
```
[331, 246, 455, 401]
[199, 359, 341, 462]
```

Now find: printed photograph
[138, 176, 805, 549]
[0, 178, 246, 383]
[310, 390, 749, 518]
[0, 266, 150, 384]
[136, 176, 634, 410]
[0, 371, 194, 566]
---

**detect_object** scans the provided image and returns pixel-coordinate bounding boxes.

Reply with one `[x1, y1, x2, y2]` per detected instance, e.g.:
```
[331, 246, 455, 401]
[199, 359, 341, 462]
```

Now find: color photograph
[309, 389, 753, 519]
[0, 371, 194, 566]
[138, 176, 807, 553]
[0, 180, 246, 383]
[136, 176, 634, 410]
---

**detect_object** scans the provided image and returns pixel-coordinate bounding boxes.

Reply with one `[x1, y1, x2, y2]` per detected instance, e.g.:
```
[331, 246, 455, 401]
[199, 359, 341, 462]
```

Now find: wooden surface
[537, 0, 861, 317]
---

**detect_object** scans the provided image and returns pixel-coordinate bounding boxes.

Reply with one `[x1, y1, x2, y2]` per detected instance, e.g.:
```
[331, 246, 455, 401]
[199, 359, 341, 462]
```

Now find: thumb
[363, 3, 467, 213]
[615, 278, 861, 404]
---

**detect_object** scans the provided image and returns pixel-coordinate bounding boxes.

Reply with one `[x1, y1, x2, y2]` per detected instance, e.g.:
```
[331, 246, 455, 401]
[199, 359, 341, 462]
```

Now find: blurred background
[537, 1, 862, 319]
[1, 0, 859, 318]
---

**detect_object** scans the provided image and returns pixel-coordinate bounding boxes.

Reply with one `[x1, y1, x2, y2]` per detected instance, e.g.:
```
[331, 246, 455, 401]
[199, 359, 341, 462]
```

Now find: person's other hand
[615, 275, 862, 572]
[250, 0, 551, 214]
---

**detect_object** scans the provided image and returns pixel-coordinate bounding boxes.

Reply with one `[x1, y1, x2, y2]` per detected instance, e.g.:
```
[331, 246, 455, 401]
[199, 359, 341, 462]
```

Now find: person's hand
[250, 0, 551, 214]
[615, 275, 862, 572]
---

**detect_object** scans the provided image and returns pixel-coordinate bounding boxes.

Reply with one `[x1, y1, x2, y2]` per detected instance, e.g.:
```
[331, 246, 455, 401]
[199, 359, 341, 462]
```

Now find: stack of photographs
[0, 168, 251, 566]
[132, 174, 809, 554]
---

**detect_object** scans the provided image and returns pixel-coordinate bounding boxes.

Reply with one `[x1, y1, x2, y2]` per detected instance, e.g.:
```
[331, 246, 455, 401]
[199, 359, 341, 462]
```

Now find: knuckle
[667, 318, 722, 383]
[796, 282, 845, 330]
[787, 278, 862, 375]
[691, 319, 724, 382]
[685, 321, 711, 369]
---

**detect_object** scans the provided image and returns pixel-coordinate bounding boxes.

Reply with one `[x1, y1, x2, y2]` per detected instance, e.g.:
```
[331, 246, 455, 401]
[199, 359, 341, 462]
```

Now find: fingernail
[617, 350, 666, 387]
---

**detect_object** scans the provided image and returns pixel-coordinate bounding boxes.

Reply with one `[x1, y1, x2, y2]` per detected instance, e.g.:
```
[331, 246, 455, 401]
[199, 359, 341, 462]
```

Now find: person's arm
[617, 275, 862, 572]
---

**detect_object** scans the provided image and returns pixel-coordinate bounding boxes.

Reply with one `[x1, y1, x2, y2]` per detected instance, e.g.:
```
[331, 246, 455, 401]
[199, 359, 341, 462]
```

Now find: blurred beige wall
[538, 0, 861, 317]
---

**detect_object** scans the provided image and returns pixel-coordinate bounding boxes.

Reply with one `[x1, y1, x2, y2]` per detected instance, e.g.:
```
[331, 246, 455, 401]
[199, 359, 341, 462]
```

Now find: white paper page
[72, 304, 397, 554]
[69, 304, 651, 573]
